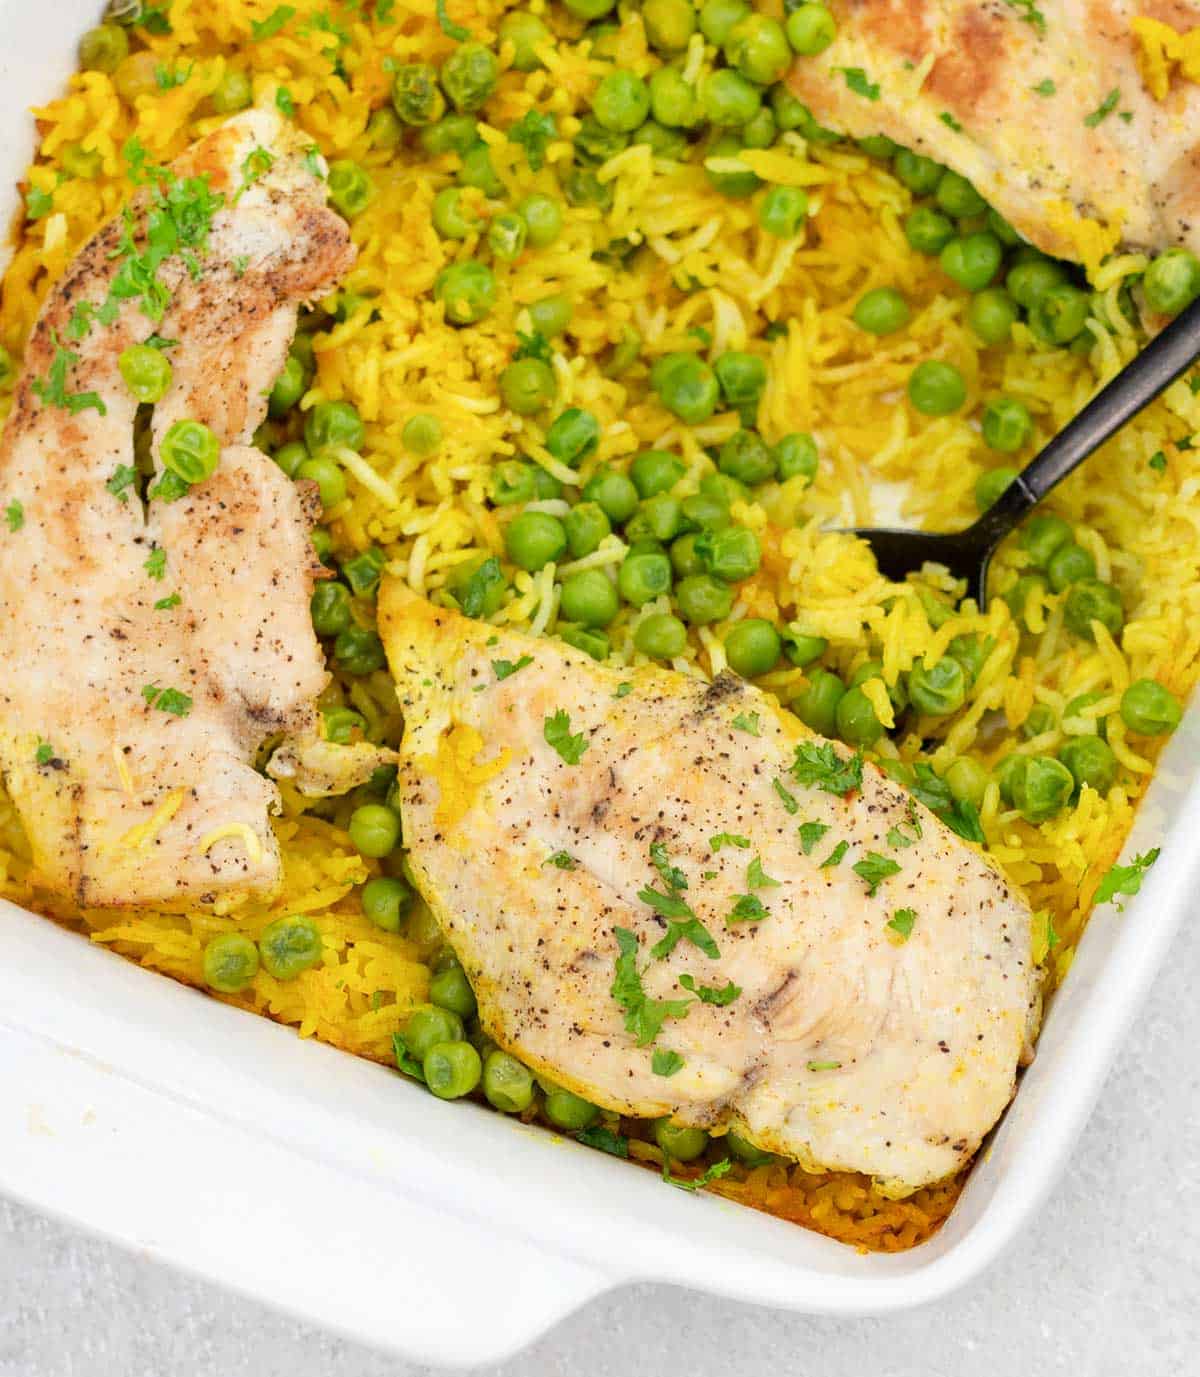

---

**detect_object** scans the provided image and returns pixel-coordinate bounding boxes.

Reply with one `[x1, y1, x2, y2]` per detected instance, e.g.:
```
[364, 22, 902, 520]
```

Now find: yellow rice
[1, 0, 1198, 1252]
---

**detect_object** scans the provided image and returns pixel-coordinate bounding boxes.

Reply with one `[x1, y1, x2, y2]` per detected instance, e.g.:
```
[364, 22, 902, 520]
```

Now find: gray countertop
[3, 908, 1197, 1377]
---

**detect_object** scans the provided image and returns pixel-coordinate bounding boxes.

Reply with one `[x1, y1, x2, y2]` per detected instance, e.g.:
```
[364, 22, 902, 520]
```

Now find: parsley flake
[709, 832, 750, 852]
[615, 682, 633, 698]
[456, 556, 504, 619]
[1084, 88, 1120, 128]
[1094, 848, 1160, 910]
[732, 711, 760, 736]
[31, 337, 107, 417]
[275, 86, 295, 117]
[26, 187, 53, 220]
[141, 684, 192, 717]
[513, 330, 552, 362]
[650, 841, 688, 891]
[909, 764, 985, 843]
[154, 592, 181, 611]
[1032, 78, 1056, 95]
[642, 889, 719, 960]
[5, 501, 24, 532]
[939, 111, 963, 132]
[610, 926, 692, 1046]
[576, 1125, 629, 1157]
[887, 907, 917, 941]
[492, 654, 532, 681]
[839, 67, 880, 101]
[1002, 0, 1046, 34]
[791, 741, 863, 795]
[806, 1059, 842, 1072]
[391, 1031, 425, 1082]
[35, 740, 54, 766]
[144, 547, 166, 580]
[662, 1157, 732, 1192]
[544, 709, 588, 764]
[853, 852, 901, 896]
[106, 464, 137, 503]
[819, 840, 848, 869]
[798, 820, 830, 855]
[508, 110, 557, 172]
[652, 1049, 685, 1077]
[772, 778, 799, 814]
[747, 857, 780, 889]
[235, 146, 275, 202]
[1149, 451, 1167, 474]
[727, 893, 767, 924]
[678, 974, 741, 1006]
[436, 0, 471, 40]
[544, 850, 576, 870]
[887, 823, 918, 850]
[251, 5, 295, 40]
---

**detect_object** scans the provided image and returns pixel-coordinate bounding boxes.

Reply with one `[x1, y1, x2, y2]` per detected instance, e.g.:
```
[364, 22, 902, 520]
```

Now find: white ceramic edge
[0, 1, 1197, 1364]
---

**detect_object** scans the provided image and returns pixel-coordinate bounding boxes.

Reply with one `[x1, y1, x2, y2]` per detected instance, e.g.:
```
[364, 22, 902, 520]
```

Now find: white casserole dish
[0, 2, 1196, 1364]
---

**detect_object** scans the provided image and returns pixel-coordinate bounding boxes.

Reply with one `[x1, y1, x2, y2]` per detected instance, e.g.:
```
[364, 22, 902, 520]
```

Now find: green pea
[670, 532, 704, 578]
[161, 419, 220, 486]
[544, 1087, 600, 1130]
[434, 261, 497, 326]
[457, 144, 504, 196]
[1143, 248, 1200, 316]
[700, 472, 748, 505]
[1120, 678, 1182, 736]
[783, 632, 827, 667]
[202, 933, 259, 994]
[334, 624, 385, 677]
[364, 107, 403, 152]
[565, 0, 617, 16]
[505, 511, 567, 572]
[424, 1040, 482, 1099]
[1065, 579, 1125, 643]
[1003, 573, 1048, 631]
[645, 71, 698, 137]
[1011, 754, 1074, 822]
[675, 573, 734, 625]
[935, 171, 985, 218]
[305, 400, 364, 455]
[793, 669, 848, 738]
[982, 397, 1033, 453]
[654, 1118, 709, 1161]
[403, 413, 442, 457]
[348, 804, 401, 858]
[770, 83, 808, 132]
[500, 357, 557, 414]
[592, 70, 651, 134]
[759, 184, 809, 237]
[431, 187, 480, 240]
[562, 164, 614, 209]
[702, 69, 762, 127]
[482, 1050, 535, 1112]
[696, 525, 760, 581]
[907, 360, 966, 416]
[574, 113, 629, 164]
[726, 1131, 775, 1166]
[718, 429, 776, 485]
[901, 206, 953, 257]
[561, 502, 609, 558]
[654, 353, 721, 424]
[560, 625, 610, 659]
[769, 433, 816, 485]
[1058, 736, 1117, 795]
[700, 0, 751, 46]
[1029, 284, 1091, 346]
[517, 193, 564, 249]
[631, 449, 686, 498]
[725, 619, 781, 676]
[714, 351, 768, 417]
[994, 752, 1028, 806]
[681, 492, 731, 532]
[1047, 542, 1096, 591]
[908, 655, 967, 716]
[296, 453, 347, 509]
[258, 916, 323, 982]
[944, 757, 990, 808]
[1021, 703, 1056, 740]
[726, 14, 792, 84]
[273, 441, 308, 479]
[488, 461, 533, 507]
[634, 611, 688, 658]
[327, 160, 373, 219]
[968, 287, 1019, 346]
[892, 150, 944, 195]
[420, 114, 480, 156]
[583, 467, 640, 523]
[743, 107, 779, 147]
[210, 68, 252, 115]
[406, 1007, 465, 1061]
[118, 343, 172, 405]
[1006, 257, 1069, 311]
[975, 465, 1018, 511]
[322, 707, 365, 745]
[500, 10, 551, 70]
[786, 2, 836, 54]
[391, 63, 445, 126]
[524, 297, 571, 343]
[310, 581, 352, 636]
[1020, 513, 1072, 568]
[429, 964, 477, 1019]
[618, 549, 673, 606]
[635, 120, 690, 158]
[559, 569, 619, 627]
[79, 23, 128, 73]
[643, 0, 697, 51]
[832, 684, 883, 745]
[543, 411, 598, 471]
[361, 875, 412, 932]
[441, 42, 498, 113]
[266, 356, 307, 420]
[984, 207, 1021, 246]
[311, 527, 334, 565]
[857, 133, 898, 158]
[637, 493, 688, 542]
[704, 133, 763, 197]
[853, 286, 910, 335]
[940, 232, 1003, 292]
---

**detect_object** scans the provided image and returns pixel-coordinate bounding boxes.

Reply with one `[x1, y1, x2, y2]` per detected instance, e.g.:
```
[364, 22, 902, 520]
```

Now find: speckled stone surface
[3, 906, 1197, 1377]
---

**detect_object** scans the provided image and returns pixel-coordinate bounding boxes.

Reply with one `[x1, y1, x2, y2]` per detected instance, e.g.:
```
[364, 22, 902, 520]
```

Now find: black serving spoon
[847, 293, 1200, 607]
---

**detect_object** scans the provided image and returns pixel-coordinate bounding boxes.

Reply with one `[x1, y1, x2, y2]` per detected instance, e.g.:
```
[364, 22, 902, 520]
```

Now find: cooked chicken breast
[0, 109, 355, 908]
[786, 0, 1200, 261]
[379, 586, 1039, 1192]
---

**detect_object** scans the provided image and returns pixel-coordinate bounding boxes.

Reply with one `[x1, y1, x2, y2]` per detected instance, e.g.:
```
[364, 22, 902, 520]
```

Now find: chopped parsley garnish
[303, 145, 325, 179]
[839, 67, 880, 101]
[1149, 451, 1167, 474]
[662, 1157, 732, 1192]
[577, 1125, 629, 1157]
[143, 547, 167, 580]
[436, 0, 471, 39]
[772, 779, 799, 814]
[492, 654, 532, 681]
[375, 0, 396, 22]
[652, 1049, 684, 1077]
[641, 888, 719, 960]
[611, 926, 692, 1046]
[909, 764, 985, 844]
[154, 592, 181, 611]
[106, 464, 137, 503]
[35, 740, 54, 766]
[731, 711, 760, 736]
[275, 86, 296, 117]
[727, 893, 767, 923]
[66, 300, 118, 341]
[746, 857, 780, 889]
[31, 337, 107, 416]
[791, 741, 863, 795]
[798, 821, 830, 855]
[544, 850, 576, 870]
[147, 471, 190, 504]
[391, 1031, 424, 1081]
[456, 556, 504, 619]
[544, 709, 588, 764]
[1094, 848, 1160, 910]
[939, 111, 963, 132]
[649, 841, 688, 892]
[154, 61, 193, 90]
[1002, 0, 1046, 34]
[852, 852, 901, 896]
[678, 974, 741, 1006]
[508, 110, 557, 172]
[5, 500, 24, 532]
[26, 187, 53, 220]
[135, 1, 172, 32]
[141, 684, 192, 717]
[236, 146, 275, 201]
[615, 682, 633, 698]
[251, 5, 296, 40]
[887, 823, 918, 850]
[887, 908, 917, 942]
[1032, 78, 1056, 95]
[513, 330, 552, 362]
[819, 840, 848, 869]
[709, 832, 750, 852]
[1084, 88, 1120, 128]
[806, 1059, 842, 1072]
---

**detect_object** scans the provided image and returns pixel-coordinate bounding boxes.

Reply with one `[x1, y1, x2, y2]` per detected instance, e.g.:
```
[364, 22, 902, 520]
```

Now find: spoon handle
[974, 293, 1200, 542]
